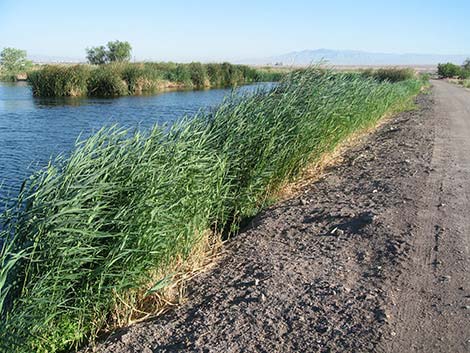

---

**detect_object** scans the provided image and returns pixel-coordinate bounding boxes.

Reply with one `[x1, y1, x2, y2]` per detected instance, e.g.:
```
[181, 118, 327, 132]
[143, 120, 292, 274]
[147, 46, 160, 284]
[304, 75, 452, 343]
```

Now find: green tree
[106, 40, 132, 62]
[0, 47, 32, 73]
[85, 41, 132, 65]
[462, 58, 470, 71]
[86, 45, 108, 65]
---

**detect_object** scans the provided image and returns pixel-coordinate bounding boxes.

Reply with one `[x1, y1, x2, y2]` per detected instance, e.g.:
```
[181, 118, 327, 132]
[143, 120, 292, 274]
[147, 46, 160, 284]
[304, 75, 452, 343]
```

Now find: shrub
[437, 62, 462, 78]
[0, 71, 18, 82]
[458, 69, 470, 79]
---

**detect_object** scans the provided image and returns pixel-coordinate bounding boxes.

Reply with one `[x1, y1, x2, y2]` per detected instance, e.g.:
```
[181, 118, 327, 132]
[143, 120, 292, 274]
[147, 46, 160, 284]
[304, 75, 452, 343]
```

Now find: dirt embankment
[86, 81, 470, 352]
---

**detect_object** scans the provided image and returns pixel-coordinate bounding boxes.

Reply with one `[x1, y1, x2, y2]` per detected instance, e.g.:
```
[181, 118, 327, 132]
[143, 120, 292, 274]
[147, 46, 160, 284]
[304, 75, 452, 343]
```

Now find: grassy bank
[0, 68, 32, 82]
[28, 62, 285, 97]
[0, 72, 18, 82]
[444, 77, 470, 89]
[457, 78, 470, 88]
[0, 68, 424, 352]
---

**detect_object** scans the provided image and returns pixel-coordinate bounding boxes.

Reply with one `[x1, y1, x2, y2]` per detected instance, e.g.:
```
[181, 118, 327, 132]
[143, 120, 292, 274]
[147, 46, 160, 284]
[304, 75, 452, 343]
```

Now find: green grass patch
[0, 68, 424, 352]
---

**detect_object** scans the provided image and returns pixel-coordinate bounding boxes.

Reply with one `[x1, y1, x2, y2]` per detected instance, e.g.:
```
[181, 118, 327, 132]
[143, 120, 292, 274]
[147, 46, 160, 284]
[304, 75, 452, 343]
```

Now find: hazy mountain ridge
[27, 49, 470, 66]
[28, 54, 84, 63]
[241, 49, 469, 66]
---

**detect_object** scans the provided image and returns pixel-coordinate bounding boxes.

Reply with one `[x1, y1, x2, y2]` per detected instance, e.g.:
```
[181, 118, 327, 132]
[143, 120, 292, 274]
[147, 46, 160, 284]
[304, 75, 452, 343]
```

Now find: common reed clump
[361, 67, 416, 83]
[1, 68, 423, 352]
[87, 64, 128, 96]
[28, 65, 91, 97]
[28, 62, 284, 97]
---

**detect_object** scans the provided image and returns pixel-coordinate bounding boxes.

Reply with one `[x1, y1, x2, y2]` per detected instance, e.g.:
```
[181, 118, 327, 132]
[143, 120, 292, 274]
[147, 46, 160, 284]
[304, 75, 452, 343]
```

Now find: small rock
[255, 279, 259, 286]
[463, 305, 470, 310]
[330, 227, 344, 236]
[314, 325, 328, 334]
[374, 308, 388, 322]
[121, 333, 131, 344]
[440, 275, 451, 282]
[391, 331, 397, 337]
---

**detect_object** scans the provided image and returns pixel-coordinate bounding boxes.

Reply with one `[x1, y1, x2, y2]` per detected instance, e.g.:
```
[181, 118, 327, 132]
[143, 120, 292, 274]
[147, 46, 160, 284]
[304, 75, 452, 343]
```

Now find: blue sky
[0, 0, 469, 61]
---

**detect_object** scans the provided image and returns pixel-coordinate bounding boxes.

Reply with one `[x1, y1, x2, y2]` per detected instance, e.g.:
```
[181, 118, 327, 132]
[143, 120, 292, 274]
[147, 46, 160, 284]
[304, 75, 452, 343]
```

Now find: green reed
[0, 68, 423, 352]
[28, 62, 284, 97]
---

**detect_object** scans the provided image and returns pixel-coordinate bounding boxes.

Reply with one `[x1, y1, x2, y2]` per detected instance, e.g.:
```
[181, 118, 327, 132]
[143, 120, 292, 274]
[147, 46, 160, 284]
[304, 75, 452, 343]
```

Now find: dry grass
[107, 230, 223, 329]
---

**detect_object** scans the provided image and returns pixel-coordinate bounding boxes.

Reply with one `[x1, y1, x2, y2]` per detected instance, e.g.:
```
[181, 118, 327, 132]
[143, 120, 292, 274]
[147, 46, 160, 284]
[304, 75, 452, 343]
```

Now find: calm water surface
[0, 82, 272, 204]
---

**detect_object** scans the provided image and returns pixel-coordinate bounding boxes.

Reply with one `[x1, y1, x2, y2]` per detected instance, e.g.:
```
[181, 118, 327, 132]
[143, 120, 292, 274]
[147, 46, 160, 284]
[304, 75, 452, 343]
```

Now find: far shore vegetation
[1, 41, 286, 97]
[437, 59, 470, 88]
[0, 47, 33, 81]
[27, 62, 286, 97]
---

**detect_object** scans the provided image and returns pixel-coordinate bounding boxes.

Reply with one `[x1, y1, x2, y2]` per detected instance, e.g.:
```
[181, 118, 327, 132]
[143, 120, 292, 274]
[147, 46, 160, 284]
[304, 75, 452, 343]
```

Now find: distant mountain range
[240, 49, 469, 66]
[28, 49, 470, 66]
[28, 54, 84, 63]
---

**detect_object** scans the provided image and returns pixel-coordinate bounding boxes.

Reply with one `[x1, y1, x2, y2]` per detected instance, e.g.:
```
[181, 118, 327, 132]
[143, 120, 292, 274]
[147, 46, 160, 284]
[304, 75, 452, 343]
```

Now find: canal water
[0, 82, 272, 205]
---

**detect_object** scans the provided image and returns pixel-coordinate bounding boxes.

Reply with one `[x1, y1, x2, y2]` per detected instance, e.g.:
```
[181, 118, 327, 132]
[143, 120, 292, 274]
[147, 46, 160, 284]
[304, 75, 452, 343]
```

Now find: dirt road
[87, 81, 469, 353]
[383, 80, 470, 352]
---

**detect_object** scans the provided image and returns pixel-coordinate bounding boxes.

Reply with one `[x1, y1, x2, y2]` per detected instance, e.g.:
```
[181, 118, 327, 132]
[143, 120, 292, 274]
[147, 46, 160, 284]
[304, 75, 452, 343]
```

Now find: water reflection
[33, 96, 99, 107]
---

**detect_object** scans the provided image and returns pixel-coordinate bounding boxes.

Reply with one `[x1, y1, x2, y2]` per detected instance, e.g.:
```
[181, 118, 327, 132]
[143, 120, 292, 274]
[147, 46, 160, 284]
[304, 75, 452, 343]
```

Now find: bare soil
[86, 81, 470, 353]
